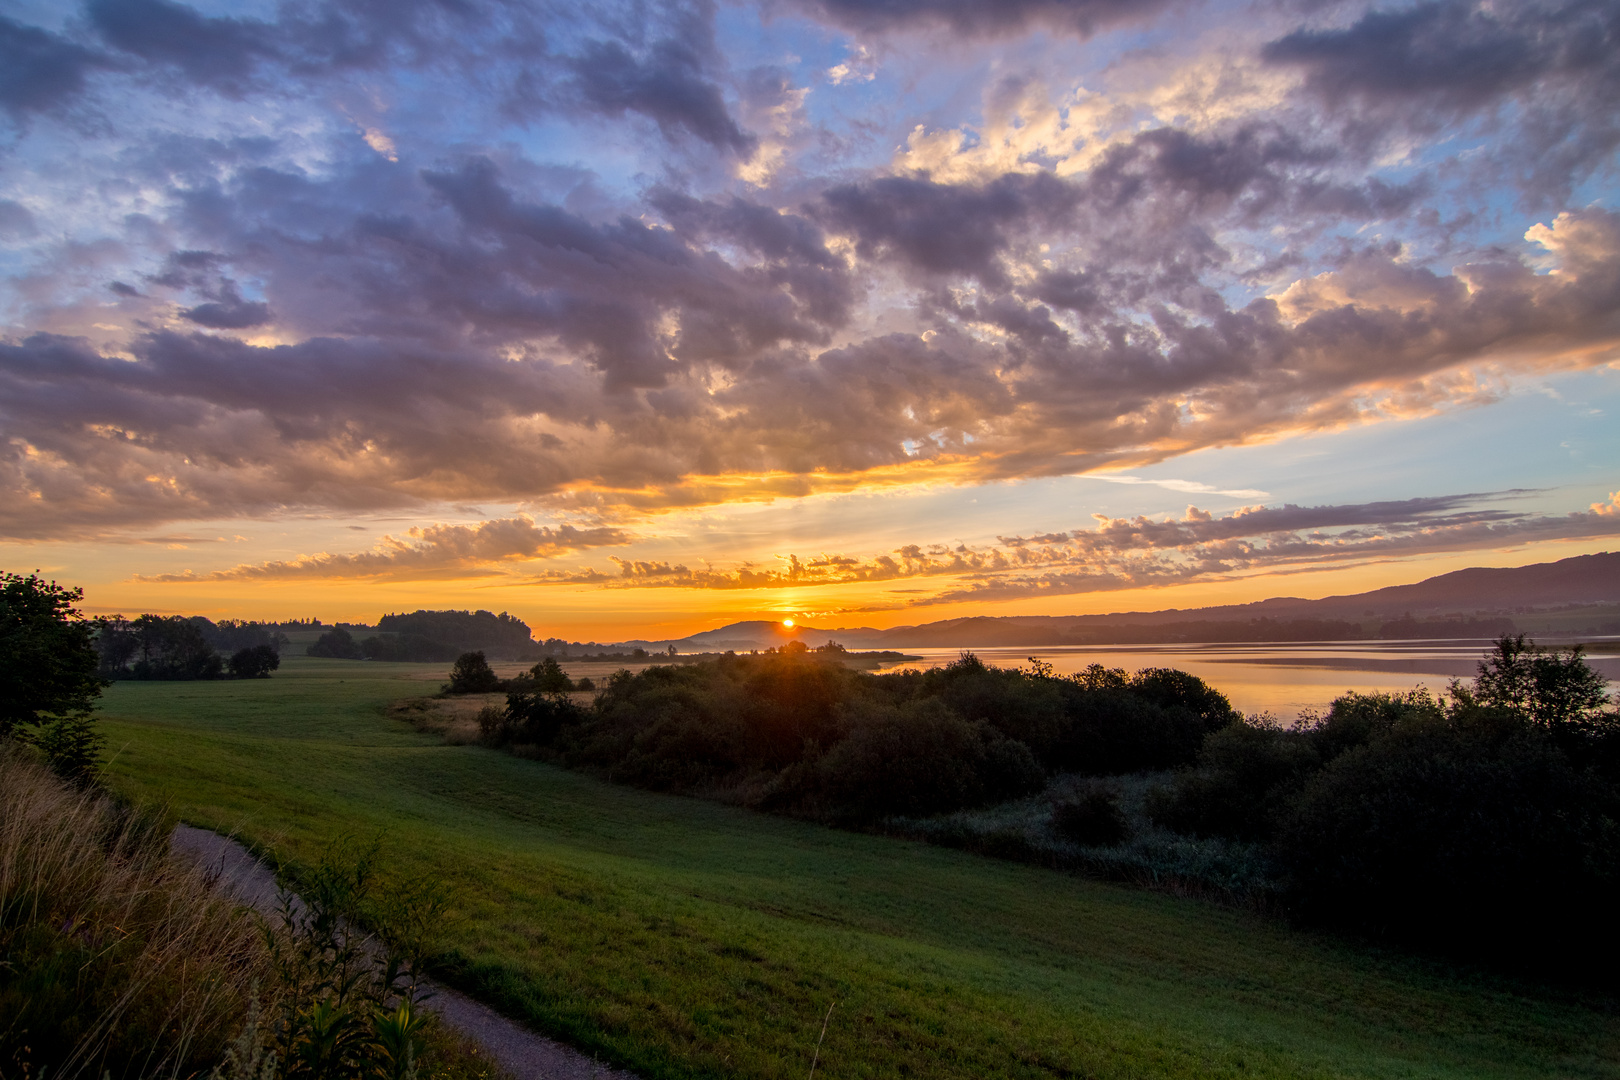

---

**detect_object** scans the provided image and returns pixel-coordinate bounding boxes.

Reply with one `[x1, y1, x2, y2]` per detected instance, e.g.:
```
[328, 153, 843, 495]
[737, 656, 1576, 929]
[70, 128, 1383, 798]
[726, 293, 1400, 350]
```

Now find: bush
[446, 651, 501, 694]
[1147, 720, 1320, 841]
[1051, 788, 1130, 847]
[1126, 668, 1238, 730]
[229, 644, 281, 679]
[32, 714, 106, 785]
[815, 699, 1045, 822]
[1273, 709, 1618, 974]
[1, 572, 104, 738]
[307, 627, 366, 660]
[1050, 687, 1210, 775]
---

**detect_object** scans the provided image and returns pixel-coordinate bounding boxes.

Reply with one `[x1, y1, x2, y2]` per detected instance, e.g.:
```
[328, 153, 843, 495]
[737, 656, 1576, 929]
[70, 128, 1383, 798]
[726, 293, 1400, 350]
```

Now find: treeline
[477, 651, 1237, 822]
[307, 609, 542, 662]
[95, 616, 285, 681]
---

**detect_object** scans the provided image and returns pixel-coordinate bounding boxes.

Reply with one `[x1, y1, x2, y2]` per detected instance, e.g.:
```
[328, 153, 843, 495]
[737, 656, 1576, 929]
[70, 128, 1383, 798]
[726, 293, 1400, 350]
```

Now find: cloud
[566, 11, 755, 153]
[1262, 0, 1620, 201]
[790, 0, 1172, 38]
[5, 201, 1620, 539]
[1078, 475, 1271, 499]
[0, 15, 106, 121]
[522, 490, 1620, 603]
[3, 0, 1618, 554]
[136, 515, 630, 582]
[179, 282, 272, 329]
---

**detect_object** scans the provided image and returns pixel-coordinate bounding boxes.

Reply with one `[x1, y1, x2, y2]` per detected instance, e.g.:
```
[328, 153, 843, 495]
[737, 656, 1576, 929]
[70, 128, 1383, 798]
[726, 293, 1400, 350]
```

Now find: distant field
[97, 657, 1618, 1080]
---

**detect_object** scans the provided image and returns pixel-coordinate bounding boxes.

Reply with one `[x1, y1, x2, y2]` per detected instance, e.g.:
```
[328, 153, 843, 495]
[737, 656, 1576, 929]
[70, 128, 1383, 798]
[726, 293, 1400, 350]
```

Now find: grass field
[95, 656, 1617, 1080]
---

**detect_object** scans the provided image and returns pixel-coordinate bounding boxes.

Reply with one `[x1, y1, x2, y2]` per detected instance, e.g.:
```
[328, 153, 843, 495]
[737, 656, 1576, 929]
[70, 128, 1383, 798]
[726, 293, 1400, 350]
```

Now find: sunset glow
[2, 0, 1617, 638]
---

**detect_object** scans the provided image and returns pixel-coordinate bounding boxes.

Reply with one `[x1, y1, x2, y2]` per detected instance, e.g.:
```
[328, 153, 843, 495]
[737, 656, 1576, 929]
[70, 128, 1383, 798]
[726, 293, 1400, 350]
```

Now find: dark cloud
[820, 172, 1077, 285]
[0, 15, 105, 120]
[567, 13, 755, 153]
[137, 515, 631, 582]
[790, 0, 1172, 37]
[180, 283, 272, 329]
[1263, 0, 1620, 201]
[74, 0, 752, 152]
[4, 201, 1619, 540]
[1264, 0, 1616, 113]
[87, 0, 276, 94]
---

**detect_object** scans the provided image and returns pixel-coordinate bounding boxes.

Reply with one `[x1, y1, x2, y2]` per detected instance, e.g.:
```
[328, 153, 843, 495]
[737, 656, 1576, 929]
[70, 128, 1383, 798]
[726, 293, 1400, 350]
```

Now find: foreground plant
[0, 748, 264, 1078]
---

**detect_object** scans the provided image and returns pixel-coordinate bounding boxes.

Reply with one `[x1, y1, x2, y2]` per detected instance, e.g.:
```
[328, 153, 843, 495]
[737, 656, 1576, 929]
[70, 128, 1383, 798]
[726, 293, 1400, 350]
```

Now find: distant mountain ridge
[619, 551, 1620, 651]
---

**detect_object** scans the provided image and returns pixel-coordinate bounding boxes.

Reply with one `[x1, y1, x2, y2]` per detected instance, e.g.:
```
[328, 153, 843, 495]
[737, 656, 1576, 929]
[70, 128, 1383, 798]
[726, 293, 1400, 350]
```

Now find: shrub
[1051, 788, 1130, 847]
[1472, 633, 1611, 728]
[447, 651, 501, 694]
[1, 572, 104, 739]
[1273, 708, 1618, 974]
[475, 704, 507, 745]
[1303, 688, 1444, 762]
[307, 627, 365, 660]
[1126, 668, 1238, 731]
[1050, 687, 1209, 775]
[32, 714, 107, 785]
[816, 699, 1045, 822]
[1147, 721, 1320, 841]
[229, 644, 281, 679]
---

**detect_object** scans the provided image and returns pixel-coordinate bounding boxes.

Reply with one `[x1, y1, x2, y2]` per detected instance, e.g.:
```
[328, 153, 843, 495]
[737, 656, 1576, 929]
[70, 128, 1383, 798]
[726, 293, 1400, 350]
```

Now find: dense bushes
[1149, 637, 1619, 977]
[307, 626, 366, 659]
[1, 573, 105, 778]
[482, 651, 1233, 825]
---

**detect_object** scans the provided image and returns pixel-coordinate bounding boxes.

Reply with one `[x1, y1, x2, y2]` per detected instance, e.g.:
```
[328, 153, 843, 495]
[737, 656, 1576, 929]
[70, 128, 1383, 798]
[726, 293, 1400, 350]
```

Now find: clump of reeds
[0, 745, 267, 1078]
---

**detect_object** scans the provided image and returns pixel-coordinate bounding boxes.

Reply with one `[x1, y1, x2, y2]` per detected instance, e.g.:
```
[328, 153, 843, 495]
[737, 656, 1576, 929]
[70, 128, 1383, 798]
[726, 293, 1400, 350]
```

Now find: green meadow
[96, 656, 1617, 1080]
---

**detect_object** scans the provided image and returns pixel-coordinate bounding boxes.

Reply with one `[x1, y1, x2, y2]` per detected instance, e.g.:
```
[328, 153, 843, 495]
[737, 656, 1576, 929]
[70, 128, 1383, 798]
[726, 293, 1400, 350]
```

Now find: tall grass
[0, 745, 266, 1079]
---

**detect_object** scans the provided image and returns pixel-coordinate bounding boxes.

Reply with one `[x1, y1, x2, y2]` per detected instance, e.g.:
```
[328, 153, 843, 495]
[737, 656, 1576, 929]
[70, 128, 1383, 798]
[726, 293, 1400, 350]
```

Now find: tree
[0, 572, 105, 738]
[308, 626, 366, 660]
[529, 656, 574, 694]
[447, 651, 501, 694]
[1473, 634, 1610, 728]
[229, 644, 281, 679]
[127, 615, 224, 680]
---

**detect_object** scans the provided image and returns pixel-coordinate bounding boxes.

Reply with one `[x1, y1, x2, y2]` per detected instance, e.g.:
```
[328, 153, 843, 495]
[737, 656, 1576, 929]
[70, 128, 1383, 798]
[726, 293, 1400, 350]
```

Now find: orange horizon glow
[29, 535, 1613, 643]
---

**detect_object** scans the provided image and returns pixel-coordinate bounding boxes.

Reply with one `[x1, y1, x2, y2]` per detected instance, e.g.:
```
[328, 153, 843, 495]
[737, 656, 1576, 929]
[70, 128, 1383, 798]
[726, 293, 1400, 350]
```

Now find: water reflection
[871, 638, 1620, 721]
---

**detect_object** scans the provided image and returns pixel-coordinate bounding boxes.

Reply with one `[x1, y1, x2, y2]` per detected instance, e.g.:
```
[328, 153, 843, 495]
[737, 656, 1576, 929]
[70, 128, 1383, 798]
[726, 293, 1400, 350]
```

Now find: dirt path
[170, 825, 638, 1080]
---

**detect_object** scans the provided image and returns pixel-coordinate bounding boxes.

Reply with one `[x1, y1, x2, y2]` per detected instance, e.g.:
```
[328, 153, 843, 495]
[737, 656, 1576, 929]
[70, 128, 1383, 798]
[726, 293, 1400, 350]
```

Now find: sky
[1, 0, 1618, 641]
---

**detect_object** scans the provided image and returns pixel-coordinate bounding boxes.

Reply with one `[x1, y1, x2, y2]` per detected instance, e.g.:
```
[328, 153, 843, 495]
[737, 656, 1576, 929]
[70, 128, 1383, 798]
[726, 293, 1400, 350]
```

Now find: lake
[870, 638, 1620, 720]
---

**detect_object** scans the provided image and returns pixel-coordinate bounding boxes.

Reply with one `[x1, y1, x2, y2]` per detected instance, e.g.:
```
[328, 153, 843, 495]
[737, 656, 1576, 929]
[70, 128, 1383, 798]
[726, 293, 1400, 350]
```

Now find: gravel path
[170, 825, 638, 1080]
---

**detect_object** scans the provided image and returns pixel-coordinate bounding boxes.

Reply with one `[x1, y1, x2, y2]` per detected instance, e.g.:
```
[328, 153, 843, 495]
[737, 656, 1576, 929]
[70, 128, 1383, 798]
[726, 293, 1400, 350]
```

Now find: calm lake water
[870, 639, 1620, 721]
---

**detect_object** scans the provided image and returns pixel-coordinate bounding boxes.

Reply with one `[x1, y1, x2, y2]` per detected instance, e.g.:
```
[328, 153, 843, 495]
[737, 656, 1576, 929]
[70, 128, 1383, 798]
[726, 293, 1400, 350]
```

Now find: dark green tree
[530, 656, 575, 694]
[0, 572, 105, 738]
[229, 644, 282, 679]
[0, 572, 107, 781]
[1472, 633, 1610, 728]
[447, 651, 501, 693]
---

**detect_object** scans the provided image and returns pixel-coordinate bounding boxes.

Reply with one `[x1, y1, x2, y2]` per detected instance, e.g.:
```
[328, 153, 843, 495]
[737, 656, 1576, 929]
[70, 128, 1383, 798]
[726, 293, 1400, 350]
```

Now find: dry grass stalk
[0, 746, 267, 1078]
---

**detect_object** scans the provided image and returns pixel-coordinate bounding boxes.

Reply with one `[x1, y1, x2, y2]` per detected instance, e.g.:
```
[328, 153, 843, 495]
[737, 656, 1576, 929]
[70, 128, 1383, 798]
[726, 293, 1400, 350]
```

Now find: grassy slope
[97, 657, 1616, 1080]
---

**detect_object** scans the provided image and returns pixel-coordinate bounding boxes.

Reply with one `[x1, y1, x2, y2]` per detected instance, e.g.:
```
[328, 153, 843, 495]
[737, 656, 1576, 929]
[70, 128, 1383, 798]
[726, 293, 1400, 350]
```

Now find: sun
[782, 618, 795, 628]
